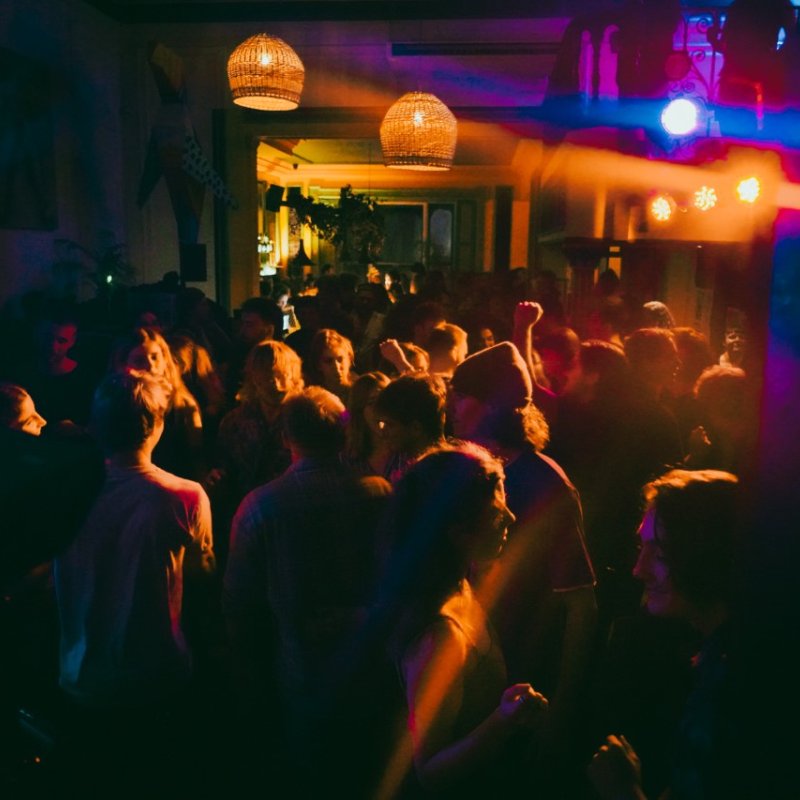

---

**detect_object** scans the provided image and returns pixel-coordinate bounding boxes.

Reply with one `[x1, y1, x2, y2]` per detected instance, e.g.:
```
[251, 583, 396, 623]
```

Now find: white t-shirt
[55, 463, 213, 706]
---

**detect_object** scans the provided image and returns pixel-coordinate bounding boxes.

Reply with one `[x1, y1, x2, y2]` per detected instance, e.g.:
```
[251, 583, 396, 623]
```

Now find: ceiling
[88, 0, 781, 187]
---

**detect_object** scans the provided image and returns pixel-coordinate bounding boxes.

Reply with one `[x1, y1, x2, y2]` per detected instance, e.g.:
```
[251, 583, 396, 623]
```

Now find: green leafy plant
[294, 185, 384, 265]
[52, 238, 135, 290]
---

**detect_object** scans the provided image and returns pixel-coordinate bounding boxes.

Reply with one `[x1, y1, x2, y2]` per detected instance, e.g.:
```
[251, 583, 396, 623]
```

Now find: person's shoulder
[145, 466, 208, 504]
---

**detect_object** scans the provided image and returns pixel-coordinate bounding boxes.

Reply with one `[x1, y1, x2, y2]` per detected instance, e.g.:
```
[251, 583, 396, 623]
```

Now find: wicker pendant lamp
[380, 91, 457, 171]
[227, 33, 304, 111]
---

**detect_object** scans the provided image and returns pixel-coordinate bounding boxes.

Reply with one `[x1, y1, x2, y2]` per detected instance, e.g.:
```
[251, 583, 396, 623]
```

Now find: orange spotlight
[650, 194, 674, 222]
[693, 185, 717, 211]
[737, 177, 761, 204]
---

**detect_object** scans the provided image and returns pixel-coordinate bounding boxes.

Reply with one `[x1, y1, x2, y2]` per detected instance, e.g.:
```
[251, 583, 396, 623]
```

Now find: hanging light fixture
[380, 91, 457, 171]
[227, 33, 304, 111]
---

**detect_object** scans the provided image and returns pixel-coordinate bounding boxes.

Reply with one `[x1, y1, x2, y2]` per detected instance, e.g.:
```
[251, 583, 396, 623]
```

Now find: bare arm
[403, 621, 547, 793]
[511, 302, 550, 389]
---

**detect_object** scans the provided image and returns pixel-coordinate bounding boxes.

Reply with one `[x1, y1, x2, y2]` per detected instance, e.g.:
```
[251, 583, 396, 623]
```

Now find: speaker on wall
[265, 184, 285, 212]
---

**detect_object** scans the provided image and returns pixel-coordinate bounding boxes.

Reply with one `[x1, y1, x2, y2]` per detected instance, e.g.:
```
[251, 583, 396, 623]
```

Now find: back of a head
[624, 327, 676, 372]
[644, 469, 740, 609]
[91, 371, 170, 454]
[374, 373, 447, 442]
[673, 327, 714, 384]
[694, 365, 748, 420]
[641, 300, 676, 329]
[0, 383, 28, 428]
[451, 341, 547, 450]
[426, 323, 468, 364]
[281, 386, 347, 456]
[579, 339, 630, 399]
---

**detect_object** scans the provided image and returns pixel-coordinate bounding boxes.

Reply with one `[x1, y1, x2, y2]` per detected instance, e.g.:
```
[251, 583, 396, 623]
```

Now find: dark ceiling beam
[81, 1, 742, 25]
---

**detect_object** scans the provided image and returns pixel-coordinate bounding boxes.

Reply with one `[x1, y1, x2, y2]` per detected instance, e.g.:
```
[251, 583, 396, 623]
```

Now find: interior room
[2, 0, 799, 795]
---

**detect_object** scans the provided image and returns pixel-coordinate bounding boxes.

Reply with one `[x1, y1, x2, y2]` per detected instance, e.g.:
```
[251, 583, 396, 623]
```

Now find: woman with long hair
[377, 442, 548, 798]
[114, 326, 203, 479]
[214, 340, 303, 501]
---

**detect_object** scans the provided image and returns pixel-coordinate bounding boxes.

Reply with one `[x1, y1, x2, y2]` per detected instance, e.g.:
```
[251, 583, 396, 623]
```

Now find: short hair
[694, 365, 748, 419]
[374, 374, 446, 442]
[641, 300, 676, 329]
[624, 327, 677, 371]
[579, 339, 630, 399]
[239, 340, 304, 406]
[535, 326, 581, 364]
[281, 386, 347, 455]
[644, 469, 739, 608]
[673, 327, 714, 384]
[411, 301, 446, 329]
[0, 382, 29, 427]
[240, 296, 285, 341]
[426, 323, 468, 358]
[91, 371, 170, 454]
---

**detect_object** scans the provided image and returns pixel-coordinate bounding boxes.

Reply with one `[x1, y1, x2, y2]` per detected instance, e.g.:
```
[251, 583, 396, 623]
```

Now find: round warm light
[693, 186, 717, 211]
[650, 195, 674, 222]
[380, 91, 457, 171]
[660, 98, 700, 137]
[227, 33, 304, 111]
[737, 177, 761, 204]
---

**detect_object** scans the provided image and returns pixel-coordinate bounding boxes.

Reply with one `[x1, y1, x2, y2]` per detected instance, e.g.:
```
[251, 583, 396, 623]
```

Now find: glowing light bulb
[660, 98, 700, 137]
[413, 111, 424, 127]
[260, 53, 272, 67]
[650, 195, 674, 222]
[693, 186, 717, 211]
[737, 177, 760, 204]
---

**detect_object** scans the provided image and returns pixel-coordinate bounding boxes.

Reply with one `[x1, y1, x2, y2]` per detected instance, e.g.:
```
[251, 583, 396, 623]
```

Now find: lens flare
[693, 185, 717, 211]
[737, 177, 761, 204]
[660, 98, 700, 137]
[650, 195, 674, 222]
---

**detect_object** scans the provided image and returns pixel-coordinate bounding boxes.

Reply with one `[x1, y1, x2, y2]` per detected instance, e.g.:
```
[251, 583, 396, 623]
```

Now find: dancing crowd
[0, 266, 760, 798]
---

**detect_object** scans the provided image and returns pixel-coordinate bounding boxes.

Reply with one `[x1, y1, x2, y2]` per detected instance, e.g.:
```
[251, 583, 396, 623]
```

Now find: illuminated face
[633, 508, 690, 618]
[479, 328, 496, 350]
[377, 413, 417, 454]
[725, 328, 746, 353]
[319, 346, 350, 387]
[450, 391, 485, 442]
[255, 365, 293, 408]
[12, 392, 47, 436]
[45, 323, 77, 363]
[127, 342, 167, 378]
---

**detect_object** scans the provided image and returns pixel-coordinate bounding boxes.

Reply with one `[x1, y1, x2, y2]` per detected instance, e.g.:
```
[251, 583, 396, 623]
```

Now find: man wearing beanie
[451, 341, 597, 788]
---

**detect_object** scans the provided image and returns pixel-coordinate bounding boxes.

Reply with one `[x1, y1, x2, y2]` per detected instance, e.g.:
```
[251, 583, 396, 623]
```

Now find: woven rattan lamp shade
[227, 34, 304, 111]
[380, 92, 457, 171]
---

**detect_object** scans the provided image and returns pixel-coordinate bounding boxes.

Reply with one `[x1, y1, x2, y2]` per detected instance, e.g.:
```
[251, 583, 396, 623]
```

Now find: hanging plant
[293, 184, 384, 265]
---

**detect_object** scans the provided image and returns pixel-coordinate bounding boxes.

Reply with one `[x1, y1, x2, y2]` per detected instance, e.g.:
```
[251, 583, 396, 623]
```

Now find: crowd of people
[0, 265, 762, 797]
